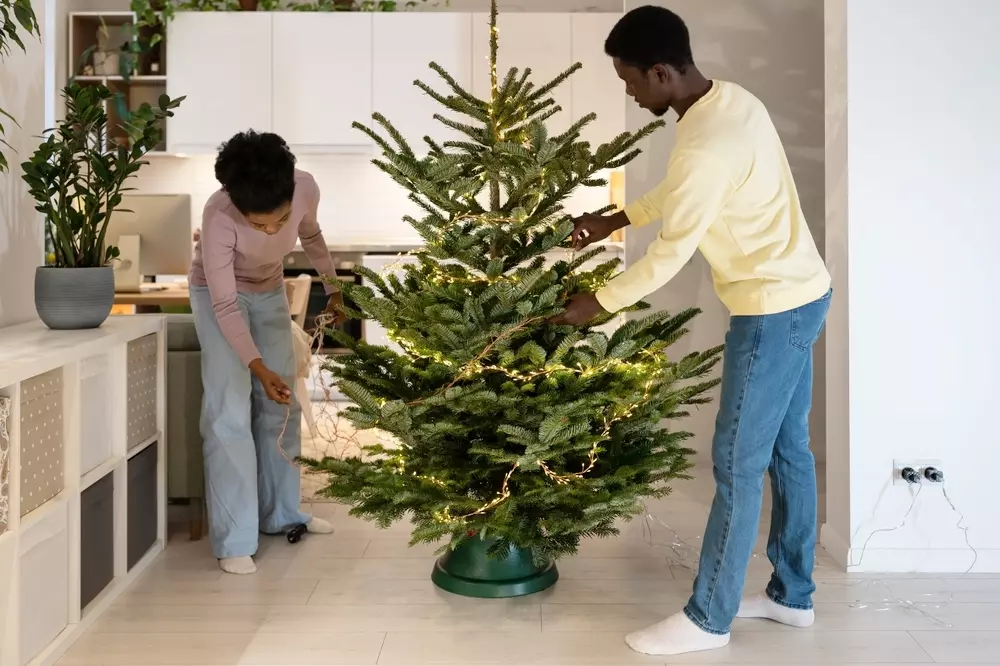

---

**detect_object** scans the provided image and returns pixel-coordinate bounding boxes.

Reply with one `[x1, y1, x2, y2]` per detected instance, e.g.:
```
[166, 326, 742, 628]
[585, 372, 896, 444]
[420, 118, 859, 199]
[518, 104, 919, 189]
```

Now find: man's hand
[323, 292, 347, 326]
[571, 211, 629, 250]
[249, 359, 292, 405]
[550, 293, 607, 327]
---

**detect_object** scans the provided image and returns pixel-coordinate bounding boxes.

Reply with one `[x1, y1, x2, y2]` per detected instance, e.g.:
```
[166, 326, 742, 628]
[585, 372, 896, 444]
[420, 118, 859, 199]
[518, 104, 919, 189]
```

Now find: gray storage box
[80, 472, 114, 609]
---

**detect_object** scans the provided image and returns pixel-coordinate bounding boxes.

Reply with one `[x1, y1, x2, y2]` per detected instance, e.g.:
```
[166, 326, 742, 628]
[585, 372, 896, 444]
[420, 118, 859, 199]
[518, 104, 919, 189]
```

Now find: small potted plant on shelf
[21, 82, 183, 330]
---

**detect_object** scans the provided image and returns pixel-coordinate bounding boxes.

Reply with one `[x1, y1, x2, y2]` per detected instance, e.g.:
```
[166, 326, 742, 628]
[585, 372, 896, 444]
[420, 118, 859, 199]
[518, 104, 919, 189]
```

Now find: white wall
[822, 0, 1000, 572]
[622, 0, 826, 461]
[0, 0, 47, 327]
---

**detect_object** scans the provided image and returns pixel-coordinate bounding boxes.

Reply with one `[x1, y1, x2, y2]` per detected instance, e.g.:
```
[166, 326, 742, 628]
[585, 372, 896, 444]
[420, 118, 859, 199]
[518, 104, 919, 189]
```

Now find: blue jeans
[684, 289, 831, 635]
[189, 286, 309, 559]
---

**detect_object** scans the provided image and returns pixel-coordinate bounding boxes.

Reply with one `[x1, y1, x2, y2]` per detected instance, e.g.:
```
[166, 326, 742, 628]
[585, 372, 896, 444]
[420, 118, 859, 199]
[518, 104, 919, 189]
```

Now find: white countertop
[295, 241, 626, 255]
[0, 315, 165, 387]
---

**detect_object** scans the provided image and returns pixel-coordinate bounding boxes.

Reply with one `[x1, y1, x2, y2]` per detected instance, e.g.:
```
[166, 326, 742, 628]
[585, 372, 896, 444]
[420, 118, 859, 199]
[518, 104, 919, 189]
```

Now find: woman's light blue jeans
[189, 285, 309, 559]
[684, 289, 832, 635]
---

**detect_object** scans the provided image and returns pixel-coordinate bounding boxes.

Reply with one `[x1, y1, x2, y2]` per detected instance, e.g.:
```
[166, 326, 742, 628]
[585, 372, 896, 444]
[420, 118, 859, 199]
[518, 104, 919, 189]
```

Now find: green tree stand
[431, 537, 558, 598]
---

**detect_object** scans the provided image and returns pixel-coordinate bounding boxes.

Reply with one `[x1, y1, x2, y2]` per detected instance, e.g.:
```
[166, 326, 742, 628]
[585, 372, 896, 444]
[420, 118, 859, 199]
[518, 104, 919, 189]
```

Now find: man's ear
[649, 63, 671, 84]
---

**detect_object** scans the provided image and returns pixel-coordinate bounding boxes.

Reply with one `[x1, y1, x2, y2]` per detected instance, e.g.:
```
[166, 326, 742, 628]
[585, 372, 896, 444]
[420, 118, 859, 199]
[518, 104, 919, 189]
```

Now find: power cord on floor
[642, 478, 979, 628]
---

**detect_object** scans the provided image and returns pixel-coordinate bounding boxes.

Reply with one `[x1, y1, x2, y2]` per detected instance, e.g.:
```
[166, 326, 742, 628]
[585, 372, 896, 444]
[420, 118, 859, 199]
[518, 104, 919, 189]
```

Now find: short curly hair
[605, 6, 694, 73]
[215, 130, 297, 215]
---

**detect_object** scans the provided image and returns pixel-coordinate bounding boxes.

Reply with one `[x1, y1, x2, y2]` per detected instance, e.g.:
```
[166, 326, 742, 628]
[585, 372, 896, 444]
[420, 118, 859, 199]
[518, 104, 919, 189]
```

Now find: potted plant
[21, 83, 183, 330]
[0, 0, 40, 172]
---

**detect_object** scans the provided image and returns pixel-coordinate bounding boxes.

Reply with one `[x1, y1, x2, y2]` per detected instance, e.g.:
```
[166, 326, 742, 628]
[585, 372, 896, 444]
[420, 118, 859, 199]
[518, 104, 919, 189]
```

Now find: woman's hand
[249, 359, 292, 405]
[323, 292, 347, 326]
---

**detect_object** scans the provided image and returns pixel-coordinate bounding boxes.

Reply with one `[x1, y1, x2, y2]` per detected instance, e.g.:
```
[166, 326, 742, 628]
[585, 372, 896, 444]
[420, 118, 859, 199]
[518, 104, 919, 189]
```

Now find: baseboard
[821, 523, 999, 573]
[820, 522, 851, 568]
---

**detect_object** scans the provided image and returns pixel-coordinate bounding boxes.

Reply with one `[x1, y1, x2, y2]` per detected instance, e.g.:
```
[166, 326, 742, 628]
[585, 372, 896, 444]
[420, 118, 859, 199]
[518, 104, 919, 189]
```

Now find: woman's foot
[737, 592, 815, 628]
[306, 516, 334, 534]
[219, 556, 257, 575]
[625, 611, 730, 656]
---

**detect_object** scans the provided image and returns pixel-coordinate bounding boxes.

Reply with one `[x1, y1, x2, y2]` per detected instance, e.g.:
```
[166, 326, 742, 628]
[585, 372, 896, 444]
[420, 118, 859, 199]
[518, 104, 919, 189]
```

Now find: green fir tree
[305, 2, 723, 564]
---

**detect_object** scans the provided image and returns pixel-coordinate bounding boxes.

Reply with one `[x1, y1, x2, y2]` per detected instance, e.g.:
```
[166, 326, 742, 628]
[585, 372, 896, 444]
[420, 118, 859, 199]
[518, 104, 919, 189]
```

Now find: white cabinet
[164, 12, 620, 157]
[166, 13, 272, 154]
[273, 13, 373, 151]
[372, 13, 474, 154]
[360, 253, 419, 353]
[18, 500, 69, 666]
[80, 355, 112, 476]
[571, 13, 626, 149]
[471, 13, 573, 136]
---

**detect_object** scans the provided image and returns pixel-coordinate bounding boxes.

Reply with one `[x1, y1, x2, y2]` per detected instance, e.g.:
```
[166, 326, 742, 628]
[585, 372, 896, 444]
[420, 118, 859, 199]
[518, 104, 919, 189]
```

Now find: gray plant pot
[35, 266, 115, 330]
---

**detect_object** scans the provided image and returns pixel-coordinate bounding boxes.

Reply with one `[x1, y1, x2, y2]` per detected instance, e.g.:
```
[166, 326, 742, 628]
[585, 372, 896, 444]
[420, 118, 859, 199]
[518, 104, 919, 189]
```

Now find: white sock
[625, 611, 730, 656]
[219, 556, 256, 575]
[306, 516, 334, 534]
[737, 592, 815, 628]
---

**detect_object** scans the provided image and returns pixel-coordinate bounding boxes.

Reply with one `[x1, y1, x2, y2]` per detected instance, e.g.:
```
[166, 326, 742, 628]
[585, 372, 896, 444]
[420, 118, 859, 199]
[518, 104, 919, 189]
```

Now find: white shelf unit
[67, 11, 172, 155]
[0, 316, 167, 666]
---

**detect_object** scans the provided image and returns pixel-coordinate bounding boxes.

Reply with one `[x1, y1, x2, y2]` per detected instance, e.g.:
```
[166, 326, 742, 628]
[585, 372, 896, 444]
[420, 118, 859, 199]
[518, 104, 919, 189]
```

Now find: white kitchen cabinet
[372, 13, 474, 154]
[272, 13, 373, 151]
[166, 13, 272, 154]
[471, 13, 573, 136]
[360, 253, 419, 353]
[571, 13, 626, 149]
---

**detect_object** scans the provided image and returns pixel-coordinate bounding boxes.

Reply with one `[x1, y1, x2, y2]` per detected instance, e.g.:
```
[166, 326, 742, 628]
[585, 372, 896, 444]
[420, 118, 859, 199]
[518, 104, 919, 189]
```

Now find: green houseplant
[0, 0, 40, 172]
[21, 83, 183, 330]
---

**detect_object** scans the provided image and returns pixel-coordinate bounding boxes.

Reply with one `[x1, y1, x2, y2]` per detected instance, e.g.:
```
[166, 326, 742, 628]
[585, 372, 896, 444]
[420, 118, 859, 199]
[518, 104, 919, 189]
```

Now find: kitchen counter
[292, 241, 626, 255]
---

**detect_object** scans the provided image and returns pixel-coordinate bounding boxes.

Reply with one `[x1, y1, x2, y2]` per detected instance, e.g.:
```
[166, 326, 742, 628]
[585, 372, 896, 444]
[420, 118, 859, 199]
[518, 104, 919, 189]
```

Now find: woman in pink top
[188, 131, 344, 575]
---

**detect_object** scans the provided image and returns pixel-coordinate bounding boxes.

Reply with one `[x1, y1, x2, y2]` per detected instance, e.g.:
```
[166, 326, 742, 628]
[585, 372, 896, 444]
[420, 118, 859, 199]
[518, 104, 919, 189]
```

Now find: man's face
[613, 57, 674, 117]
[246, 203, 292, 235]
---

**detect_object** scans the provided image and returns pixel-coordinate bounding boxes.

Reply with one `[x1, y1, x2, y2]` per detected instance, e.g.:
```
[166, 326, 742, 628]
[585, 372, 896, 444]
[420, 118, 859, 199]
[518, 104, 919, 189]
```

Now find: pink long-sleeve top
[189, 169, 337, 367]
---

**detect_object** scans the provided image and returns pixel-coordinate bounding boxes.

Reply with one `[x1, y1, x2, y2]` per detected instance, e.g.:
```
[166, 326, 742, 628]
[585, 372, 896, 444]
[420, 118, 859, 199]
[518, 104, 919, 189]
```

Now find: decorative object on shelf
[92, 23, 122, 76]
[0, 396, 10, 535]
[238, 0, 258, 10]
[0, 0, 40, 172]
[21, 83, 184, 330]
[303, 0, 721, 598]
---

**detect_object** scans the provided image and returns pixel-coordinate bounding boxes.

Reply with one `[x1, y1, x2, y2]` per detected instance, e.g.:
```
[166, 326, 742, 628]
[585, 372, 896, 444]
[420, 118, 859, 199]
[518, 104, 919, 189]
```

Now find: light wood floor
[56, 416, 1000, 665]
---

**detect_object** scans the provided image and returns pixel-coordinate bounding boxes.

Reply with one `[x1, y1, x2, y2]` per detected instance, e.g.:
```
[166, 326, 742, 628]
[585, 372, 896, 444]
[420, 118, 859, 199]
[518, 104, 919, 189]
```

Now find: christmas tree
[305, 2, 723, 595]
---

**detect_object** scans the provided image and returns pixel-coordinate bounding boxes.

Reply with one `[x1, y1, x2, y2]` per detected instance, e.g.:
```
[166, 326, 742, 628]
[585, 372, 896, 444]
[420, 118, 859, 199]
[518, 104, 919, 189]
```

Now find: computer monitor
[104, 194, 192, 291]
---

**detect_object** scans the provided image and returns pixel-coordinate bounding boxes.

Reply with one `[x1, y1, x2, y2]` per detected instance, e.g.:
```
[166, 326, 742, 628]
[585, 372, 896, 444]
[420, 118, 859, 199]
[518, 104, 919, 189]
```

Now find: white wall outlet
[893, 459, 943, 486]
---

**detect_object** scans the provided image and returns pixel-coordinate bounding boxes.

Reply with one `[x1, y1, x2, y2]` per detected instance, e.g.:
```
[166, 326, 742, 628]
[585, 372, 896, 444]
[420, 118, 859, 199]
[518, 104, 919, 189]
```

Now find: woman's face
[246, 202, 292, 235]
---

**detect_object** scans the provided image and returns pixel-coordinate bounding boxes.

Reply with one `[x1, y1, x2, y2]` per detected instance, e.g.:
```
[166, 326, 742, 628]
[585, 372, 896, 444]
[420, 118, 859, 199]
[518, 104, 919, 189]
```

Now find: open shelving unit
[67, 11, 172, 155]
[0, 316, 167, 666]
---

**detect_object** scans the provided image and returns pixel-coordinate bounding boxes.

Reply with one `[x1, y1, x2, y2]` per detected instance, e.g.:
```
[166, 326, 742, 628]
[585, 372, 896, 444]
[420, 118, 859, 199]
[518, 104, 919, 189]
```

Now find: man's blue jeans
[684, 289, 832, 635]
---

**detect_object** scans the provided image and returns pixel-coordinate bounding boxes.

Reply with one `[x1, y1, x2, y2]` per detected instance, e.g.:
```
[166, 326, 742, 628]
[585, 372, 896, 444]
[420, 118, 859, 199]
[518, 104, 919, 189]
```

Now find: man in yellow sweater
[552, 5, 832, 657]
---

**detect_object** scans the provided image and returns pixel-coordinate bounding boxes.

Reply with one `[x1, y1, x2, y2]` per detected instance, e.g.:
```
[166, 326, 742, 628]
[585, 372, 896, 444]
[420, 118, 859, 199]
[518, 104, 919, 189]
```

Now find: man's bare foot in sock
[625, 611, 730, 656]
[219, 556, 256, 575]
[737, 592, 815, 628]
